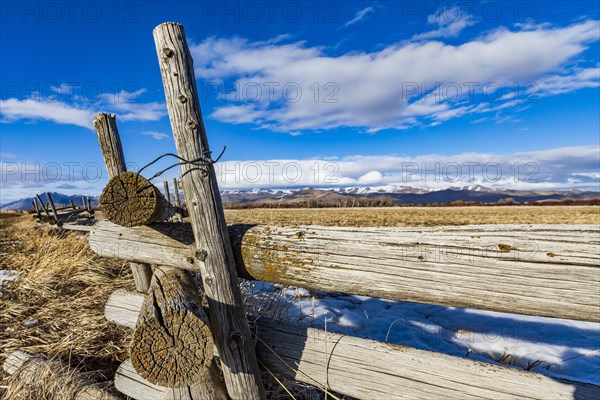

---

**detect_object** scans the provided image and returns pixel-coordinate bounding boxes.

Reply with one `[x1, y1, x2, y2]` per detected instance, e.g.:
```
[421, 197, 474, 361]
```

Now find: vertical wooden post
[153, 22, 265, 400]
[172, 178, 181, 208]
[31, 200, 42, 219]
[36, 194, 50, 216]
[173, 177, 182, 222]
[81, 196, 86, 209]
[163, 181, 171, 203]
[46, 192, 60, 225]
[93, 113, 126, 178]
[93, 113, 153, 293]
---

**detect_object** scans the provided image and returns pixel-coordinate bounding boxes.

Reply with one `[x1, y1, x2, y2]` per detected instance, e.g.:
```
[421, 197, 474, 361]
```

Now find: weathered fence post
[46, 192, 59, 224]
[93, 113, 153, 293]
[173, 177, 183, 222]
[173, 178, 181, 208]
[153, 22, 265, 399]
[36, 194, 50, 217]
[163, 181, 172, 204]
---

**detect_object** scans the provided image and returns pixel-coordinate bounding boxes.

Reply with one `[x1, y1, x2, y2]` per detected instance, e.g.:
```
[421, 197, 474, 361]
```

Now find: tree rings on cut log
[100, 172, 164, 227]
[130, 267, 214, 387]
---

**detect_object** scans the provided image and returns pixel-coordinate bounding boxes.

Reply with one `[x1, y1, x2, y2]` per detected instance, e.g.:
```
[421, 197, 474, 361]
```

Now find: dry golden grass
[4, 351, 119, 400]
[0, 216, 133, 399]
[224, 205, 600, 227]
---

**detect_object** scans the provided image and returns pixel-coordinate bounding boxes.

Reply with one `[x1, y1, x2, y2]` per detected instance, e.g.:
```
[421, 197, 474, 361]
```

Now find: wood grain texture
[173, 178, 183, 222]
[3, 350, 120, 400]
[130, 266, 214, 388]
[107, 291, 600, 400]
[90, 220, 197, 271]
[93, 112, 153, 293]
[93, 222, 600, 321]
[153, 21, 265, 399]
[100, 172, 176, 226]
[130, 262, 153, 293]
[115, 359, 166, 400]
[173, 178, 181, 209]
[115, 360, 227, 400]
[93, 113, 127, 178]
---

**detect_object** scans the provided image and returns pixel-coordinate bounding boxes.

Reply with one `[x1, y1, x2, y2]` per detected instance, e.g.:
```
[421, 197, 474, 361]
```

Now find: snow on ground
[0, 269, 20, 290]
[243, 282, 600, 386]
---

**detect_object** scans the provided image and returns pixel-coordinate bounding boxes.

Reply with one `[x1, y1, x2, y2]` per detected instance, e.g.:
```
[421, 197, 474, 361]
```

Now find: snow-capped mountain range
[1, 186, 598, 210]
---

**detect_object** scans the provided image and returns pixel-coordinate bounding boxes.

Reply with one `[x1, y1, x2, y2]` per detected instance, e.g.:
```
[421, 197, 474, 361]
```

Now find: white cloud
[344, 6, 376, 28]
[191, 20, 599, 134]
[2, 145, 598, 203]
[533, 66, 600, 95]
[0, 87, 167, 130]
[207, 145, 600, 192]
[0, 98, 95, 128]
[141, 131, 170, 140]
[412, 6, 475, 40]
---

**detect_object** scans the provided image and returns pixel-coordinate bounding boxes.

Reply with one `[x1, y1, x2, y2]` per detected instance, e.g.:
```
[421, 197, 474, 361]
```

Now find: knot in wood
[163, 47, 174, 58]
[187, 120, 197, 130]
[178, 94, 188, 103]
[196, 249, 207, 261]
[204, 276, 213, 286]
[201, 169, 209, 177]
[186, 256, 195, 264]
[229, 331, 244, 348]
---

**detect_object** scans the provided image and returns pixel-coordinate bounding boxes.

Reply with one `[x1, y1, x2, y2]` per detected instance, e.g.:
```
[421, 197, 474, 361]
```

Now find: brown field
[224, 205, 600, 227]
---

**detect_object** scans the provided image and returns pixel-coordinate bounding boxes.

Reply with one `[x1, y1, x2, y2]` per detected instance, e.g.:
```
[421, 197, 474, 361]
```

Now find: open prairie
[224, 205, 600, 226]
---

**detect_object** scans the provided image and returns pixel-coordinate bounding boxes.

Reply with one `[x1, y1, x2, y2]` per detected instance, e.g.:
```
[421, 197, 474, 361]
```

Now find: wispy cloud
[191, 20, 600, 134]
[0, 86, 167, 130]
[0, 153, 17, 159]
[412, 6, 475, 40]
[344, 5, 376, 28]
[141, 131, 170, 140]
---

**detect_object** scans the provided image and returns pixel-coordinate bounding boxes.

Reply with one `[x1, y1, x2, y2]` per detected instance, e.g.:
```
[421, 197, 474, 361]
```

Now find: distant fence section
[30, 193, 94, 227]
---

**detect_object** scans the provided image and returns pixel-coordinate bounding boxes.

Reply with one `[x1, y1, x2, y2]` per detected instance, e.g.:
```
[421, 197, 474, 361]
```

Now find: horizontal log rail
[106, 290, 600, 400]
[89, 221, 600, 322]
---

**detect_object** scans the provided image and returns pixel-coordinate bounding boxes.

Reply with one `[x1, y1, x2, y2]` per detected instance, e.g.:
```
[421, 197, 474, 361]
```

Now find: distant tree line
[222, 197, 599, 209]
[223, 197, 397, 209]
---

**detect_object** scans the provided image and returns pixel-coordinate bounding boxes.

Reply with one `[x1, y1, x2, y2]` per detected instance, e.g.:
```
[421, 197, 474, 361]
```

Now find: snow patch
[243, 282, 600, 385]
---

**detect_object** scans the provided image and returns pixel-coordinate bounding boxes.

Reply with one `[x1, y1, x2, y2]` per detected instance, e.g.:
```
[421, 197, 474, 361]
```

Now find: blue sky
[1, 1, 599, 202]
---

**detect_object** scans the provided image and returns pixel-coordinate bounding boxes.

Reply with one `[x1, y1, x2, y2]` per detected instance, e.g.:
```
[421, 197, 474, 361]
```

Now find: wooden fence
[4, 22, 599, 400]
[30, 193, 95, 227]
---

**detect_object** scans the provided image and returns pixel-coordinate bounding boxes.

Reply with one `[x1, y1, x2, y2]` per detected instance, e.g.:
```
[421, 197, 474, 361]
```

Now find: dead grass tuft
[4, 351, 118, 399]
[1, 216, 133, 398]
